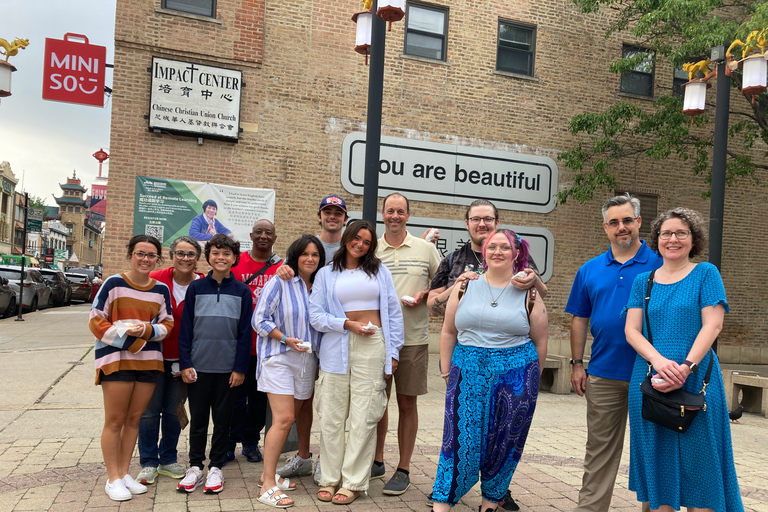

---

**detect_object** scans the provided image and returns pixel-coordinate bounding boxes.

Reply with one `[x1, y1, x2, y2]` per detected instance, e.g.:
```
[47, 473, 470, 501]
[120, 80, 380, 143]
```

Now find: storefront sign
[148, 57, 242, 140]
[134, 176, 274, 252]
[43, 33, 106, 107]
[348, 211, 554, 282]
[341, 132, 558, 213]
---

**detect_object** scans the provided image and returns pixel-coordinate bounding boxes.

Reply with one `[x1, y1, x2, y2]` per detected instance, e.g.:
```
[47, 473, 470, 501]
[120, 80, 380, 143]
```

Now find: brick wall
[105, 0, 768, 363]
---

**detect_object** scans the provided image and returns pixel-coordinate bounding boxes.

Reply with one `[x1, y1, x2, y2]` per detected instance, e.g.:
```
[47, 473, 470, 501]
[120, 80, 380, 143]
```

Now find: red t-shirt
[231, 252, 281, 354]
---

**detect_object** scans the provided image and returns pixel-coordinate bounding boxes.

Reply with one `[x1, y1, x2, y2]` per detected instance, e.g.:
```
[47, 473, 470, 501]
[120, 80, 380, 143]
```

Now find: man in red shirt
[228, 219, 282, 463]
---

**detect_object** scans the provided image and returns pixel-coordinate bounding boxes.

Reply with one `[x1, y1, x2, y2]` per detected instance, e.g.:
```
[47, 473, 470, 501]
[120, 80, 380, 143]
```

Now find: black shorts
[99, 369, 161, 384]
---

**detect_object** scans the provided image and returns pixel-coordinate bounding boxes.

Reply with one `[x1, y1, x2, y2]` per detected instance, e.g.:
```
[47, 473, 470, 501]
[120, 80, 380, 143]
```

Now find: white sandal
[258, 473, 296, 491]
[258, 486, 294, 508]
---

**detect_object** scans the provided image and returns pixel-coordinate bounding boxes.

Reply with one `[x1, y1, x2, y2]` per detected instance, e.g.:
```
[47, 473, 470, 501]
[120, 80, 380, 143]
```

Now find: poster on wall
[134, 176, 275, 252]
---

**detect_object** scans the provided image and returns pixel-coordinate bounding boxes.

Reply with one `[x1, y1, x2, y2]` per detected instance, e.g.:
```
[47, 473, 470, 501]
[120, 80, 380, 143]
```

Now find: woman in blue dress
[624, 208, 743, 512]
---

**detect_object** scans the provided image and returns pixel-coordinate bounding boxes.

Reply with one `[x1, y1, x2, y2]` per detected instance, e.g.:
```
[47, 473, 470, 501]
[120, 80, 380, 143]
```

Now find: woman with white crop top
[309, 220, 404, 505]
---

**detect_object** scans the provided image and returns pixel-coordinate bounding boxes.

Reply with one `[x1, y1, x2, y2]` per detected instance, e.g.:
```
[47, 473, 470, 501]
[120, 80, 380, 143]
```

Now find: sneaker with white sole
[136, 466, 158, 485]
[122, 474, 148, 495]
[204, 467, 224, 494]
[277, 453, 313, 477]
[158, 462, 186, 479]
[177, 467, 204, 493]
[313, 456, 322, 485]
[105, 478, 132, 501]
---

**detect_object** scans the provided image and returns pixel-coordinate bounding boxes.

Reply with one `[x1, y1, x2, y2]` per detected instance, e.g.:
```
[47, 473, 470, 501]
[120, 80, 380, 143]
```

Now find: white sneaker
[123, 474, 148, 495]
[313, 456, 322, 486]
[177, 466, 204, 493]
[105, 478, 132, 501]
[204, 467, 224, 494]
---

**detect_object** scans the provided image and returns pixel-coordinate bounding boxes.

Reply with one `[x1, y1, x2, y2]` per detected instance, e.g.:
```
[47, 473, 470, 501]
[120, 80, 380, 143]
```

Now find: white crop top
[335, 268, 380, 311]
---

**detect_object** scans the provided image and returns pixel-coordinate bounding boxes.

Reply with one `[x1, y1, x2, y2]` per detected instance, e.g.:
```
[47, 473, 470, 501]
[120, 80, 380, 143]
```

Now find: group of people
[88, 191, 742, 512]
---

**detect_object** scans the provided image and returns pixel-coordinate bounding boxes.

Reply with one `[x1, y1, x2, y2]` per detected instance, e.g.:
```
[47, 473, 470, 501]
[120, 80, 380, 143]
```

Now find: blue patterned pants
[432, 342, 539, 505]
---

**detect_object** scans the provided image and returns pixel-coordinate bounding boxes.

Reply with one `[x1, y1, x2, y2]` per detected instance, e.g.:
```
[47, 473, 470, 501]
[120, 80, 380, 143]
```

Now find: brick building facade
[105, 0, 768, 363]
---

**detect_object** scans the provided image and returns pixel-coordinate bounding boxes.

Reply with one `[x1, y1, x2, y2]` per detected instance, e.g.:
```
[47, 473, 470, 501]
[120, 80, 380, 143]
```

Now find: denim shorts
[100, 369, 161, 384]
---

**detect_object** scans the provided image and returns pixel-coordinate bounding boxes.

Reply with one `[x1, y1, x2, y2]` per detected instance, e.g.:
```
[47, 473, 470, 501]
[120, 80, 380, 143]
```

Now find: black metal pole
[709, 59, 729, 272]
[15, 192, 28, 321]
[362, 0, 386, 225]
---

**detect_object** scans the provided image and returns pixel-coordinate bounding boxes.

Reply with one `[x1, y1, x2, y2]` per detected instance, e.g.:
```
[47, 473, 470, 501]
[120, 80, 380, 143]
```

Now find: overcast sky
[0, 0, 116, 206]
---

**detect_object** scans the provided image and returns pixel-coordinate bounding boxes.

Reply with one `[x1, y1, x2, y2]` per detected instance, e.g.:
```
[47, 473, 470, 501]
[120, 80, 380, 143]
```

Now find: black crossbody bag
[640, 269, 713, 433]
[244, 253, 282, 285]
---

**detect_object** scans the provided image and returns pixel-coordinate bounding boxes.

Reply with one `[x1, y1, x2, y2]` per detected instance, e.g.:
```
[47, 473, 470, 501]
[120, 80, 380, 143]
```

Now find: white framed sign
[341, 132, 558, 213]
[148, 57, 242, 140]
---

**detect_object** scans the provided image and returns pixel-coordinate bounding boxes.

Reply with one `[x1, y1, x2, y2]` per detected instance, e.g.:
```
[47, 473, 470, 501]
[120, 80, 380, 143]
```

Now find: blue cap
[318, 195, 347, 213]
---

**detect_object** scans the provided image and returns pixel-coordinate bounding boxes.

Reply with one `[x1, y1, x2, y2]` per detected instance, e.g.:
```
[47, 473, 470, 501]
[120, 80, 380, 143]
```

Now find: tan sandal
[317, 485, 337, 502]
[332, 488, 361, 505]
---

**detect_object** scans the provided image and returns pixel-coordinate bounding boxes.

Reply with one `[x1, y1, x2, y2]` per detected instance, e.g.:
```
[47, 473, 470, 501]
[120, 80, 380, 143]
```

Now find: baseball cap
[319, 195, 347, 213]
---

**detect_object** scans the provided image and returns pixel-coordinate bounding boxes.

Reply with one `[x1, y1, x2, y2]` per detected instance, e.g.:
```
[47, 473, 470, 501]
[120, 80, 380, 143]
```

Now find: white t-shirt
[173, 275, 200, 305]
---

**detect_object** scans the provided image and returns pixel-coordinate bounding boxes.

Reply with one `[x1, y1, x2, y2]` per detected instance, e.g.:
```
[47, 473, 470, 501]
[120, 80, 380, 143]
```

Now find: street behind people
[566, 193, 659, 512]
[624, 208, 743, 512]
[137, 236, 204, 485]
[176, 235, 253, 495]
[309, 220, 404, 505]
[252, 234, 326, 508]
[431, 229, 547, 512]
[90, 234, 174, 502]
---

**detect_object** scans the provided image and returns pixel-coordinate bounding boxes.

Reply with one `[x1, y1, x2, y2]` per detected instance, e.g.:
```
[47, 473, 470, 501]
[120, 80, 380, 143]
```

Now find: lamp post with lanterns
[0, 37, 30, 101]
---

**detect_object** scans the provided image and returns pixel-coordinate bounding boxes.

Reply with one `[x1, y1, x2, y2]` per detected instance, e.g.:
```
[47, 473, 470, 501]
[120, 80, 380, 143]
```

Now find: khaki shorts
[386, 344, 429, 397]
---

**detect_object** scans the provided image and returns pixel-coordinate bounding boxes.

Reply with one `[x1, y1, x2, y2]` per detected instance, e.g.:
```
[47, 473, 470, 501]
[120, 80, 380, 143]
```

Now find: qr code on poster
[145, 225, 164, 243]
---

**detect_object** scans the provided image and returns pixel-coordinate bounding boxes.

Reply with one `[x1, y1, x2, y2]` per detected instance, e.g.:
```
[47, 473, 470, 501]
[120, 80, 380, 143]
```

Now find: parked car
[38, 268, 73, 307]
[0, 276, 16, 318]
[0, 265, 52, 312]
[66, 272, 96, 303]
[66, 267, 101, 283]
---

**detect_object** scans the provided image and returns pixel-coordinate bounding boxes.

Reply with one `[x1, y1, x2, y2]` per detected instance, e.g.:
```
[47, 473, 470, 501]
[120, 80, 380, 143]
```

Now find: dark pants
[229, 355, 267, 449]
[187, 372, 237, 469]
[138, 360, 185, 467]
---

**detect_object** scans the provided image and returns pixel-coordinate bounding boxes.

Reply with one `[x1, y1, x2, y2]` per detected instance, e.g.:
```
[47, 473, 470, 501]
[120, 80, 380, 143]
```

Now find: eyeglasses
[133, 251, 159, 260]
[606, 217, 638, 228]
[173, 251, 198, 259]
[468, 216, 497, 225]
[659, 230, 691, 240]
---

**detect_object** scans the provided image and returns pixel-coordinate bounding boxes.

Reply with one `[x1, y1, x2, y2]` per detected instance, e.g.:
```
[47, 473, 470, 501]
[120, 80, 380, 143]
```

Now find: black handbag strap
[643, 269, 714, 389]
[244, 254, 281, 285]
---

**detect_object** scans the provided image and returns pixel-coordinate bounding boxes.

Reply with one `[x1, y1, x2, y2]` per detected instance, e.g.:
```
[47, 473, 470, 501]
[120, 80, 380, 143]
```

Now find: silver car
[0, 265, 53, 312]
[0, 275, 15, 318]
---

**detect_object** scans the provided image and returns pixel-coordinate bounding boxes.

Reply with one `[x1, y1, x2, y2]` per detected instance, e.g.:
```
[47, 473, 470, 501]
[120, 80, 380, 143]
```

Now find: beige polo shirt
[377, 231, 441, 346]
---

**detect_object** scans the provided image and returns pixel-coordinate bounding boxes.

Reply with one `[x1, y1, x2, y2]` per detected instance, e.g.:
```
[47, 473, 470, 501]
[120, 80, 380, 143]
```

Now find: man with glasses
[228, 219, 282, 464]
[426, 199, 545, 511]
[566, 193, 660, 512]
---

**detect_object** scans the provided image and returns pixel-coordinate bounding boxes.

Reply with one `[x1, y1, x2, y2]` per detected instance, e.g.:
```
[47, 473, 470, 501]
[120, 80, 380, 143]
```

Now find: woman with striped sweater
[89, 235, 174, 502]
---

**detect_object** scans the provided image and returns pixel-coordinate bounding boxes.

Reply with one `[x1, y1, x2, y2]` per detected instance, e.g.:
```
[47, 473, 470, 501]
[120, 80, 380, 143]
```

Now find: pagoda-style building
[53, 171, 103, 268]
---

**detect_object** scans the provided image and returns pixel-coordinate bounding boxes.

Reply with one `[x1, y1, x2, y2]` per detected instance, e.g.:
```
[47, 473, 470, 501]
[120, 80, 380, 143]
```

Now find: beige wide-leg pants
[316, 331, 387, 491]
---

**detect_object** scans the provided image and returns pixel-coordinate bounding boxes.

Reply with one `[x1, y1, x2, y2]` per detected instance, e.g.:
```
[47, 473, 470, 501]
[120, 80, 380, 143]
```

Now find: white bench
[723, 370, 768, 418]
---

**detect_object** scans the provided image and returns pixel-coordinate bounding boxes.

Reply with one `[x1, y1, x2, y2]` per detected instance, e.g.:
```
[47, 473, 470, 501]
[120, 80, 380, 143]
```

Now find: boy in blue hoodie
[177, 234, 253, 494]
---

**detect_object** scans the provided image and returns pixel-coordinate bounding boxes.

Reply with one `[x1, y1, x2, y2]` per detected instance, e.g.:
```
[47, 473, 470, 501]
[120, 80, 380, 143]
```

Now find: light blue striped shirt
[252, 275, 319, 378]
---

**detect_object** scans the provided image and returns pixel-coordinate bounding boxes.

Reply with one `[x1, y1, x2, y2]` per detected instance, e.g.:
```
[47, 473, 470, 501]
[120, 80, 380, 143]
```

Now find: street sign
[26, 208, 43, 232]
[42, 33, 106, 107]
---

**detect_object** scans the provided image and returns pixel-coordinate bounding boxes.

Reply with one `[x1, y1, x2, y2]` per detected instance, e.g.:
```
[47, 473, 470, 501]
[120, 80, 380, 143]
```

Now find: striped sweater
[89, 273, 174, 384]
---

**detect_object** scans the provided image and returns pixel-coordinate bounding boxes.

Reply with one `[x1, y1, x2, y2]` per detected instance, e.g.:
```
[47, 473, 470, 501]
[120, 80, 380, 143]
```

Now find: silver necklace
[486, 276, 510, 307]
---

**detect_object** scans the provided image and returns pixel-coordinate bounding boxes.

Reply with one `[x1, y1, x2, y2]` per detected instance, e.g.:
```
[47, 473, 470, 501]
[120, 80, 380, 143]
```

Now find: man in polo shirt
[566, 193, 660, 512]
[372, 193, 441, 495]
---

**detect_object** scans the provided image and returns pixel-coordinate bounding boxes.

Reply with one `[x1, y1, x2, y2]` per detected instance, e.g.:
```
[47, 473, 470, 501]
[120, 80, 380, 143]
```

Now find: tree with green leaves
[557, 0, 768, 204]
[28, 195, 47, 210]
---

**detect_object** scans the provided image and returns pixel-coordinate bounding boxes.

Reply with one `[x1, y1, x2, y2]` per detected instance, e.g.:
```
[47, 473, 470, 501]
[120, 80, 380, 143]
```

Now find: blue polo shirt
[565, 241, 661, 381]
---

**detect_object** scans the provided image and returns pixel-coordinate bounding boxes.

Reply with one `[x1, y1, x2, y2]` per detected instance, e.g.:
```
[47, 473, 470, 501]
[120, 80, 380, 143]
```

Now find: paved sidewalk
[1, 304, 766, 511]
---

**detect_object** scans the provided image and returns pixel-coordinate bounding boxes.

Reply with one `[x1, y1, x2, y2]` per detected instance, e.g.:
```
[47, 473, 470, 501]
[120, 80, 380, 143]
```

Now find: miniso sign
[341, 132, 558, 213]
[148, 57, 242, 140]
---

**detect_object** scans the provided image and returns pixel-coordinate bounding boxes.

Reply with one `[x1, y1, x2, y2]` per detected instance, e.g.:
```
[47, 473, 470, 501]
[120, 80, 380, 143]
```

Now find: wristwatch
[682, 359, 698, 373]
[570, 359, 584, 365]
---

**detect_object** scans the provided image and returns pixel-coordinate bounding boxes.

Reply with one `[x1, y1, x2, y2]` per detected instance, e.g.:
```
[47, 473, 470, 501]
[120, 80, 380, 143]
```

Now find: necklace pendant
[491, 301, 498, 307]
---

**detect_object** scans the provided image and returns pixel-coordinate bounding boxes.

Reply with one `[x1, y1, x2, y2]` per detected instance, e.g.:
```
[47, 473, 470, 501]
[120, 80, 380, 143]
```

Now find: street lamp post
[362, 0, 386, 225]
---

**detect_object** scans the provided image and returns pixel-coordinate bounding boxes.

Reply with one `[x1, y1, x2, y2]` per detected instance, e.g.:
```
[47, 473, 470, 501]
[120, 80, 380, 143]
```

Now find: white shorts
[257, 349, 317, 400]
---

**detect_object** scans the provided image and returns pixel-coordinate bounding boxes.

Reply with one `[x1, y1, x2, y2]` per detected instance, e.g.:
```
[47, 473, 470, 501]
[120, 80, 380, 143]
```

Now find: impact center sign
[148, 57, 243, 140]
[341, 132, 558, 213]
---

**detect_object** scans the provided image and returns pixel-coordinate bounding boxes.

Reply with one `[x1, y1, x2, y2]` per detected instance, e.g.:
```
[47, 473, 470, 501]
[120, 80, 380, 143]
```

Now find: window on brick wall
[621, 45, 654, 97]
[673, 67, 689, 97]
[615, 190, 657, 239]
[404, 3, 448, 61]
[497, 20, 536, 76]
[163, 0, 216, 18]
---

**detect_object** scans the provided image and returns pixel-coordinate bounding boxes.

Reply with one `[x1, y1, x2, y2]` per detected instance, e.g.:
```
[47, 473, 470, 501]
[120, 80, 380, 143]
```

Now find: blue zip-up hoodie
[178, 271, 253, 374]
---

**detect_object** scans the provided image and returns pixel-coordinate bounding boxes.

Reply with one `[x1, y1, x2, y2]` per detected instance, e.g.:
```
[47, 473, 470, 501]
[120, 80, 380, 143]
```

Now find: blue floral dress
[625, 263, 743, 512]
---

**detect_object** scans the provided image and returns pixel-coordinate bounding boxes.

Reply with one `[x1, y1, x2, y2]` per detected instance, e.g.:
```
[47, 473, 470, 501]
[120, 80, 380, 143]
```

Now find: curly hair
[204, 234, 241, 267]
[648, 208, 707, 259]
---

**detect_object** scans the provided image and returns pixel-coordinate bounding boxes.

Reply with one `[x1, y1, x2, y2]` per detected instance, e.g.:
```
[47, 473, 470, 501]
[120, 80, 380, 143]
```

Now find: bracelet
[280, 334, 287, 344]
[440, 372, 450, 378]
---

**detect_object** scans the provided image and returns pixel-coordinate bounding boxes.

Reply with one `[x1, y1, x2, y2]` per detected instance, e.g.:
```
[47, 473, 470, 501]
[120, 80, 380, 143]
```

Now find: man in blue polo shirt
[566, 193, 660, 512]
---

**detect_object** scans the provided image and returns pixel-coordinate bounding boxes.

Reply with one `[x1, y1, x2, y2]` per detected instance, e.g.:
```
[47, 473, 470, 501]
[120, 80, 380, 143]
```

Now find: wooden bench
[723, 370, 768, 418]
[540, 355, 588, 394]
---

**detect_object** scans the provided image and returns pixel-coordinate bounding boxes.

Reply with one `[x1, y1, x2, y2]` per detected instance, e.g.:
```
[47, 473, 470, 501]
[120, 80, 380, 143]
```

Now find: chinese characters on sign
[148, 57, 243, 140]
[42, 33, 107, 107]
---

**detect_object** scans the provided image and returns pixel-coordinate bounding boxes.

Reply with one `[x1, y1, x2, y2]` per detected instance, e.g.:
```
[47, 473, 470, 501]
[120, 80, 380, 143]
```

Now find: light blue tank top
[454, 277, 531, 349]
